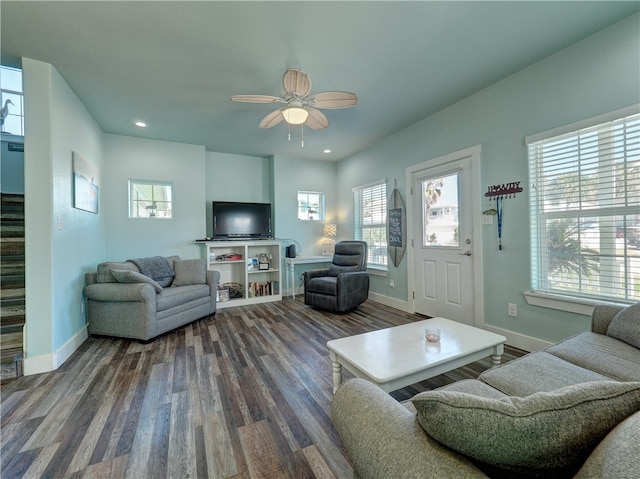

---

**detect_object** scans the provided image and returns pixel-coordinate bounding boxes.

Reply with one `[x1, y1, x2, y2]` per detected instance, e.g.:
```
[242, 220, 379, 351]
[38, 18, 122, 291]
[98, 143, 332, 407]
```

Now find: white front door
[407, 147, 482, 325]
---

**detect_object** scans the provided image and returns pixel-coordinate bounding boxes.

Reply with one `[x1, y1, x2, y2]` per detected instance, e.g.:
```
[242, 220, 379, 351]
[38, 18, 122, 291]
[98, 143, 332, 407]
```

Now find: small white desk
[285, 255, 332, 299]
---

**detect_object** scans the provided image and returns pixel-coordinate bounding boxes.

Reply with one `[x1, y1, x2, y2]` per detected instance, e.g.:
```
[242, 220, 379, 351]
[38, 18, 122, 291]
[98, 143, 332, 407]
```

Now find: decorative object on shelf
[216, 253, 243, 261]
[221, 282, 243, 299]
[247, 257, 259, 270]
[387, 181, 406, 267]
[217, 287, 230, 302]
[322, 223, 337, 256]
[484, 180, 523, 251]
[258, 253, 271, 270]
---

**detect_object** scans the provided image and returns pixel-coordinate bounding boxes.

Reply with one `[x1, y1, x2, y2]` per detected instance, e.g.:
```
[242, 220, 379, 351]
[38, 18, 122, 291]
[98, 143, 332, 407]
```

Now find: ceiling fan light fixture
[282, 107, 308, 125]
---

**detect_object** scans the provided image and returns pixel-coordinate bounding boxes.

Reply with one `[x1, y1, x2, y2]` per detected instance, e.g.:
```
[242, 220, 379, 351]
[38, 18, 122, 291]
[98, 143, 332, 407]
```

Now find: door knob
[459, 250, 472, 256]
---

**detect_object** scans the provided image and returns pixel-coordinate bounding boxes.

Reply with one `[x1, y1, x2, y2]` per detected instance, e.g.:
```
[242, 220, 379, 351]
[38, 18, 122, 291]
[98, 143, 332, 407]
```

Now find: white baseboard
[368, 292, 410, 313]
[23, 325, 88, 375]
[368, 294, 552, 353]
[470, 322, 554, 352]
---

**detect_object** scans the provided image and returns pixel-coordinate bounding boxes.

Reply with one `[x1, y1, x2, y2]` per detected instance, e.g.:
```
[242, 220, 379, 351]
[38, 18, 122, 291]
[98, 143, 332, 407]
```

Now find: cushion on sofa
[606, 301, 640, 348]
[172, 259, 206, 286]
[545, 332, 640, 381]
[97, 261, 139, 283]
[412, 381, 640, 479]
[156, 284, 211, 312]
[479, 351, 614, 396]
[110, 269, 164, 293]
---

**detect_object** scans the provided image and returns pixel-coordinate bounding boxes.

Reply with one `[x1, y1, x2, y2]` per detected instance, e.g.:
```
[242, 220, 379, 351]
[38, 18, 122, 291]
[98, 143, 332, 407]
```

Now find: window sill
[367, 266, 388, 277]
[523, 291, 631, 316]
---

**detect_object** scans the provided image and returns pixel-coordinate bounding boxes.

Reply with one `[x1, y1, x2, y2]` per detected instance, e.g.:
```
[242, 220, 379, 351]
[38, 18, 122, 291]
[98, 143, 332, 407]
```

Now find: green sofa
[332, 303, 640, 478]
[84, 255, 220, 341]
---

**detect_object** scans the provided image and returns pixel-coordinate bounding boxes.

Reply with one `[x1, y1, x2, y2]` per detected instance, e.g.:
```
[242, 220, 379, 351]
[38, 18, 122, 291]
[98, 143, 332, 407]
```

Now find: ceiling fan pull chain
[301, 125, 304, 148]
[288, 123, 292, 142]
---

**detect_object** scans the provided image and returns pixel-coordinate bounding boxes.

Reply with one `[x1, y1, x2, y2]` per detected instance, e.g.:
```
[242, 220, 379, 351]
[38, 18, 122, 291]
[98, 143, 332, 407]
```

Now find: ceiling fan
[231, 68, 357, 145]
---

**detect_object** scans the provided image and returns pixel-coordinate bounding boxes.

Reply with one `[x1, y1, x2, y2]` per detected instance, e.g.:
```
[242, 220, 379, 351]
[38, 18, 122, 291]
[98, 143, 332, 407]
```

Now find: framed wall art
[72, 151, 99, 213]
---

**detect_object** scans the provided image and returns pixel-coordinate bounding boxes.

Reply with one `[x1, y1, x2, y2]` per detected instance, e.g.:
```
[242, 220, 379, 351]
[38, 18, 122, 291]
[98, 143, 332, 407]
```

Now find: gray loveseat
[332, 303, 640, 479]
[84, 255, 220, 341]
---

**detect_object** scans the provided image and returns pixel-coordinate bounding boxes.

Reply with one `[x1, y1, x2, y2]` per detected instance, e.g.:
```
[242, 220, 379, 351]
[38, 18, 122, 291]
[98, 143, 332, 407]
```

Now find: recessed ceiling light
[323, 149, 332, 154]
[135, 121, 147, 128]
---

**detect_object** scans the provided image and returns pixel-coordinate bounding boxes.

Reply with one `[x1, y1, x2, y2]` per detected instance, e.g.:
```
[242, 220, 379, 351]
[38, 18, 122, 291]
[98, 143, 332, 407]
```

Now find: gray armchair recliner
[303, 241, 369, 313]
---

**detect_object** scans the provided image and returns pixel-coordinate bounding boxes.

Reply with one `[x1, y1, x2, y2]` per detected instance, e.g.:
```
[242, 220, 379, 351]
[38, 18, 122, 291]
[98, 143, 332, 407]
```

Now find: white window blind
[354, 180, 387, 268]
[527, 109, 640, 303]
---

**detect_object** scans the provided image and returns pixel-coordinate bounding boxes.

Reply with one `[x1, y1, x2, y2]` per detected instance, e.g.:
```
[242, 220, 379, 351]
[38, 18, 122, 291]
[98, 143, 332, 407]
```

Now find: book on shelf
[248, 281, 279, 297]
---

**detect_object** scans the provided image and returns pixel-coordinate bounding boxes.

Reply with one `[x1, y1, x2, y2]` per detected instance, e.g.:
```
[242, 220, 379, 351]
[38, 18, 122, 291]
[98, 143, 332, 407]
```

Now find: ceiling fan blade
[304, 107, 329, 130]
[307, 91, 358, 109]
[259, 109, 285, 128]
[282, 69, 312, 98]
[231, 95, 283, 104]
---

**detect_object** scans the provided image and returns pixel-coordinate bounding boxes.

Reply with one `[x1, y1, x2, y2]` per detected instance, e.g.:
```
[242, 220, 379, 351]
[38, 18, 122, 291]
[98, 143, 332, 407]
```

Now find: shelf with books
[198, 240, 282, 308]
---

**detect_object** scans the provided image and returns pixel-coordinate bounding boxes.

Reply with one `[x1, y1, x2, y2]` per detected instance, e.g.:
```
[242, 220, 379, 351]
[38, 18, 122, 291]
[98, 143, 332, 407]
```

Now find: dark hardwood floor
[1, 298, 526, 478]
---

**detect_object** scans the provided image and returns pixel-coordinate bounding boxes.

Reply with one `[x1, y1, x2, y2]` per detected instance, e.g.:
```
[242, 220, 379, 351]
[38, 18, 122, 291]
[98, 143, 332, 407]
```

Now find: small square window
[297, 191, 324, 221]
[129, 180, 172, 218]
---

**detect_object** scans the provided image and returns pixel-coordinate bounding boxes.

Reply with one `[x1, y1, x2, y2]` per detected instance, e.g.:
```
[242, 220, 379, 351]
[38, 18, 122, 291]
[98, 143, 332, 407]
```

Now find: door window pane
[422, 173, 459, 247]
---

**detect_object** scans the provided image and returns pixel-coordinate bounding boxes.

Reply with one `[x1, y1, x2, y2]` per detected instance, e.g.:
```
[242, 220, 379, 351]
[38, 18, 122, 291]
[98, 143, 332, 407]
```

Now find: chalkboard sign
[388, 208, 403, 247]
[387, 187, 406, 267]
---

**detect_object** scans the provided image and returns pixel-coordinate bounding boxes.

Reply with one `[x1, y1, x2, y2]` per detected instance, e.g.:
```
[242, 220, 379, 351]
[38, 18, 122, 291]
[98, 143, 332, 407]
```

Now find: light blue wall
[204, 151, 272, 237]
[104, 134, 206, 260]
[23, 58, 106, 360]
[273, 155, 337, 253]
[337, 13, 640, 343]
[273, 155, 338, 289]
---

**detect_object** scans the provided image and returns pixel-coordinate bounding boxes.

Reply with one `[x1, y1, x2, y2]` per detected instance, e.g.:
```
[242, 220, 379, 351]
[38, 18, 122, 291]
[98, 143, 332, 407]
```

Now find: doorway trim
[405, 145, 485, 326]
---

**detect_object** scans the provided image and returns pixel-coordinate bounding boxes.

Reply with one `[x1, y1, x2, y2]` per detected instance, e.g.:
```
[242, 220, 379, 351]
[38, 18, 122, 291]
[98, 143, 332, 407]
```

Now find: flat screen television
[212, 201, 273, 240]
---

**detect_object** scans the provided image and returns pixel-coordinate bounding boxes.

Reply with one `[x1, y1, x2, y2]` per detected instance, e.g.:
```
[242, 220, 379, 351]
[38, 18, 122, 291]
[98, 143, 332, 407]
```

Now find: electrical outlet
[80, 302, 85, 314]
[508, 303, 518, 317]
[389, 279, 395, 288]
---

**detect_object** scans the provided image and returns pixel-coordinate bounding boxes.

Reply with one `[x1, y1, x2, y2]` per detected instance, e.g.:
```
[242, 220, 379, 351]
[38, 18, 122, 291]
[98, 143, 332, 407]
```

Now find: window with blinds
[527, 108, 640, 303]
[354, 180, 387, 269]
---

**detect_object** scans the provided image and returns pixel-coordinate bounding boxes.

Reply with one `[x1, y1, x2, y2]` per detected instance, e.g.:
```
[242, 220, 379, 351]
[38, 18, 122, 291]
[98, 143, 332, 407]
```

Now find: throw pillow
[412, 381, 640, 478]
[110, 269, 163, 293]
[607, 302, 640, 348]
[172, 259, 206, 286]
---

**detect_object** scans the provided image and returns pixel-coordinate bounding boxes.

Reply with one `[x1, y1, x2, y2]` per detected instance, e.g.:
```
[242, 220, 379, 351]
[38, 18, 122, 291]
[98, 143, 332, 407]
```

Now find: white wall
[103, 135, 206, 260]
[23, 58, 105, 373]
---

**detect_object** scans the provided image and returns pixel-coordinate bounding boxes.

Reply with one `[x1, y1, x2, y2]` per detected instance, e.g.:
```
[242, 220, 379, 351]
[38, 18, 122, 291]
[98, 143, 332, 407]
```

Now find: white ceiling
[2, 1, 638, 161]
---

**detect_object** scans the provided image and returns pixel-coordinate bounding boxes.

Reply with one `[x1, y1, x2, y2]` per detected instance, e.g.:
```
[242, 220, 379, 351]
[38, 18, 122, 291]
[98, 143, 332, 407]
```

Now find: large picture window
[527, 107, 640, 303]
[354, 180, 387, 269]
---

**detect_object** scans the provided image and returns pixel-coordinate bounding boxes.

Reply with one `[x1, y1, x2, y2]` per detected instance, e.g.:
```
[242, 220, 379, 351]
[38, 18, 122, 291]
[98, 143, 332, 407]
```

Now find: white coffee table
[326, 317, 507, 393]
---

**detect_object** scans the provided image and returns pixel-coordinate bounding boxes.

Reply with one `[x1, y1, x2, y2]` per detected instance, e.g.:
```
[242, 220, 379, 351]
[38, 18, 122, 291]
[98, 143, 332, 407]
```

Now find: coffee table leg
[491, 343, 504, 366]
[330, 351, 342, 393]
